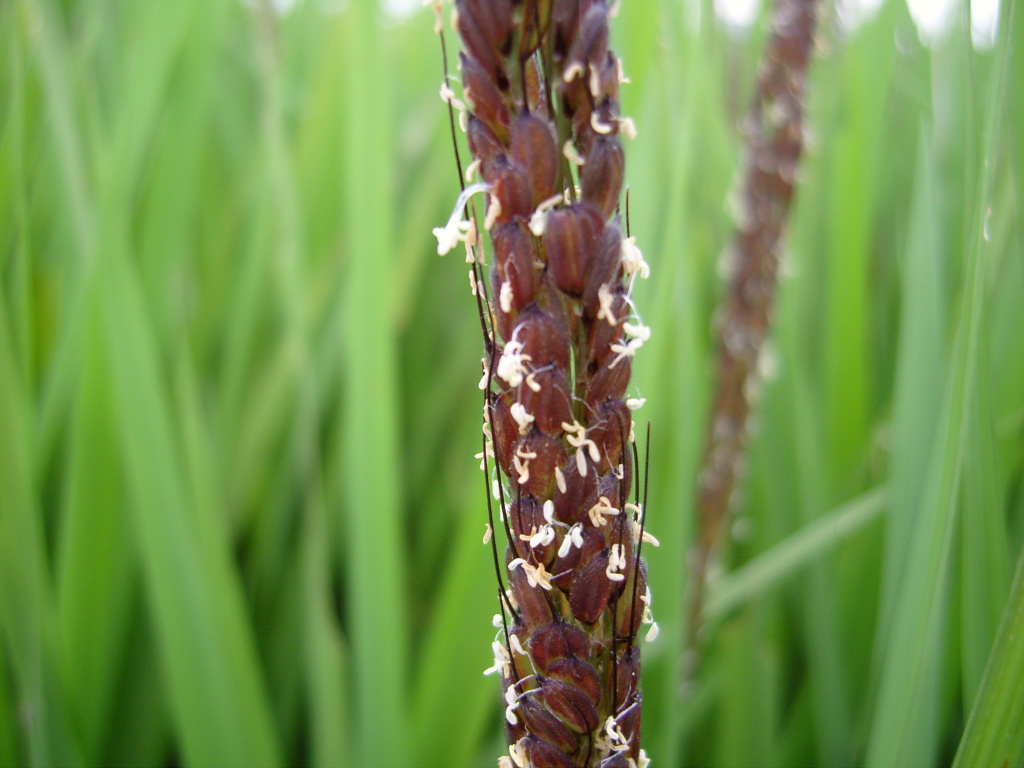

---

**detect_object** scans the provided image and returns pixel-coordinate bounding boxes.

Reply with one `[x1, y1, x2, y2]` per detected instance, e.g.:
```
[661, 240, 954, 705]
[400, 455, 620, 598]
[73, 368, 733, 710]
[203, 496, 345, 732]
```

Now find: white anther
[512, 453, 531, 485]
[619, 116, 638, 140]
[439, 81, 466, 111]
[484, 194, 502, 231]
[557, 523, 585, 558]
[509, 633, 526, 655]
[596, 284, 619, 325]
[499, 280, 514, 313]
[509, 740, 528, 768]
[484, 640, 511, 677]
[478, 357, 491, 390]
[542, 500, 555, 525]
[620, 235, 650, 280]
[528, 194, 563, 236]
[588, 496, 620, 528]
[508, 558, 554, 590]
[616, 58, 630, 84]
[482, 523, 493, 544]
[606, 544, 627, 582]
[497, 339, 531, 387]
[554, 466, 567, 494]
[626, 397, 646, 410]
[563, 61, 584, 83]
[524, 372, 542, 392]
[509, 402, 535, 435]
[645, 622, 660, 642]
[427, 0, 443, 34]
[623, 321, 651, 342]
[591, 112, 614, 134]
[465, 158, 482, 183]
[563, 140, 585, 166]
[433, 182, 491, 256]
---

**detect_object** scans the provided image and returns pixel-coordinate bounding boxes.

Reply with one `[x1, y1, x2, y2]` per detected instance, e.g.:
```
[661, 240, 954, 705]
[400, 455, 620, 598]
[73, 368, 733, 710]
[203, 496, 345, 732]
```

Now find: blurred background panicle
[0, 1, 1021, 767]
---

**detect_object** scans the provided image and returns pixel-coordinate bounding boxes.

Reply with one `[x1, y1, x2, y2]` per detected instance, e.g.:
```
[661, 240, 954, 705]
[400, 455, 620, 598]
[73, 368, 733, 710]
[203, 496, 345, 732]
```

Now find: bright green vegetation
[0, 1, 1021, 766]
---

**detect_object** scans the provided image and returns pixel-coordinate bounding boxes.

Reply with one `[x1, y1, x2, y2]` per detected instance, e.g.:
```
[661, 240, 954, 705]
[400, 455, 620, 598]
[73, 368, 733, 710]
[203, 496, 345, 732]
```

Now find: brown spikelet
[432, 1, 656, 765]
[688, 0, 818, 676]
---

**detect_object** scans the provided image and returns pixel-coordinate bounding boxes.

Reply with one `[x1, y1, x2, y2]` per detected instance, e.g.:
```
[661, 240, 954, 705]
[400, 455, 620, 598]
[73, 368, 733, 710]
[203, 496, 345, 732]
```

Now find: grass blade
[953, 545, 1024, 768]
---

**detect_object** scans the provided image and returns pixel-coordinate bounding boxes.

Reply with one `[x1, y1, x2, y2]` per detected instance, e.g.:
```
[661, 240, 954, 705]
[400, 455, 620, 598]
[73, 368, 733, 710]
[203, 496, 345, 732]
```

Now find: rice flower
[434, 1, 655, 765]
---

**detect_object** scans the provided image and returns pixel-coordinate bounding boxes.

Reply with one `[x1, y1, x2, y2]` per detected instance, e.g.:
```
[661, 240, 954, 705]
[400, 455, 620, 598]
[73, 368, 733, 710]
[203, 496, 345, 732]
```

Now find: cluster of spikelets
[431, 1, 657, 766]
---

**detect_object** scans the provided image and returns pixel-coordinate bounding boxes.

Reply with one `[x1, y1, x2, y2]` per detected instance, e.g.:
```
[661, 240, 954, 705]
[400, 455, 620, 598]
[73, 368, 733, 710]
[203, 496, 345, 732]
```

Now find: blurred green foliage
[0, 0, 1022, 766]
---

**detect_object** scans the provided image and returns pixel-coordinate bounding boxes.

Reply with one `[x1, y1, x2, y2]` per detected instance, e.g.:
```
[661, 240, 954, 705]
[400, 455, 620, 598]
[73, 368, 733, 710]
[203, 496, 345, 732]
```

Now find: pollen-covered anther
[427, 0, 443, 34]
[465, 157, 481, 183]
[631, 518, 660, 546]
[603, 716, 630, 751]
[510, 403, 535, 435]
[439, 80, 466, 112]
[606, 544, 627, 582]
[616, 57, 630, 84]
[532, 525, 556, 548]
[509, 739, 529, 768]
[596, 284, 619, 325]
[512, 453, 531, 486]
[508, 558, 555, 590]
[562, 420, 602, 476]
[484, 194, 502, 231]
[609, 322, 651, 368]
[620, 235, 651, 281]
[483, 640, 510, 677]
[557, 522, 585, 557]
[563, 140, 585, 166]
[588, 64, 601, 98]
[563, 61, 584, 83]
[542, 500, 555, 524]
[588, 496, 620, 528]
[497, 339, 531, 387]
[524, 372, 542, 393]
[499, 279, 514, 313]
[504, 685, 521, 724]
[482, 523, 493, 544]
[619, 116, 638, 140]
[475, 440, 494, 471]
[478, 357, 491, 390]
[528, 194, 564, 236]
[433, 181, 491, 255]
[554, 466, 567, 494]
[591, 111, 615, 135]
